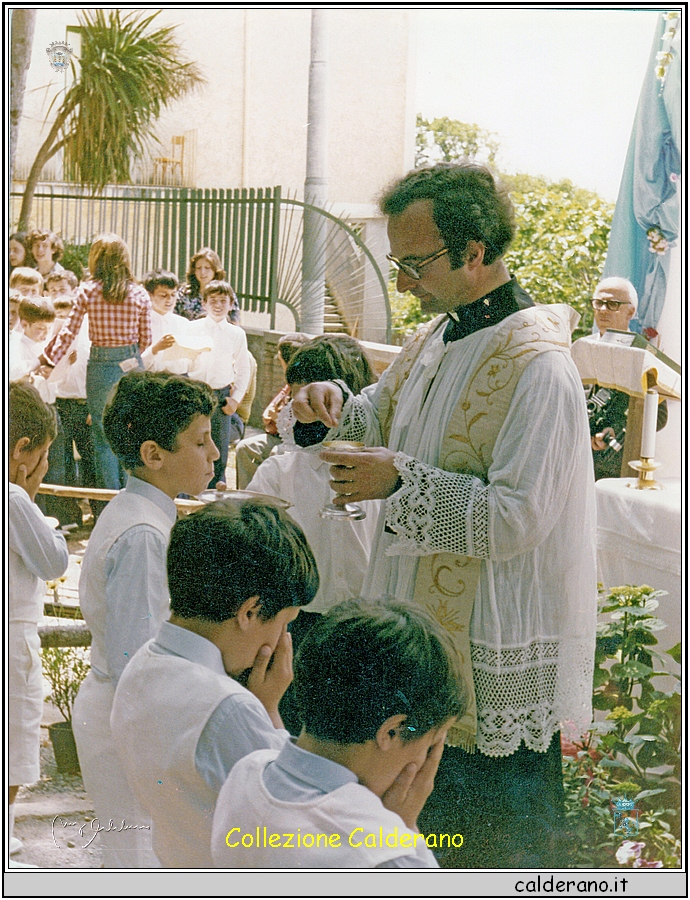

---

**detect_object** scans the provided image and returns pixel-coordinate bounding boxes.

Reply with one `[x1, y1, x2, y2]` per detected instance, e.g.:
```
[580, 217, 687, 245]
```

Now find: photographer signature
[51, 815, 150, 849]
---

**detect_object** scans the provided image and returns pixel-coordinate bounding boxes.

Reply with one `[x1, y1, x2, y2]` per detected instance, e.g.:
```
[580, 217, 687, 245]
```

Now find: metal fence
[10, 184, 391, 339]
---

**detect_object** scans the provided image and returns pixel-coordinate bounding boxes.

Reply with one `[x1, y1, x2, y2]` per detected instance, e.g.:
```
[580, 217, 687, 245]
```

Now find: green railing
[10, 185, 391, 340]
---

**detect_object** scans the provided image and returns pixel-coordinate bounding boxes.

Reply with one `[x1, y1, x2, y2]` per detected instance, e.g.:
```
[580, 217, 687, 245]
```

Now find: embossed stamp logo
[46, 41, 74, 73]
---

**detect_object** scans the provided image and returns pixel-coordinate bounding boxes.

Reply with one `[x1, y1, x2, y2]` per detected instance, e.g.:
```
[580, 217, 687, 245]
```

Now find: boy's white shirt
[211, 748, 439, 868]
[141, 309, 195, 374]
[9, 332, 56, 403]
[50, 317, 90, 399]
[247, 446, 382, 613]
[187, 316, 251, 401]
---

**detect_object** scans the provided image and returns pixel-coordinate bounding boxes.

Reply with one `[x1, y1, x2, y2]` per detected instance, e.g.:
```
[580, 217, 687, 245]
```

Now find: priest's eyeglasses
[386, 247, 449, 280]
[591, 298, 631, 311]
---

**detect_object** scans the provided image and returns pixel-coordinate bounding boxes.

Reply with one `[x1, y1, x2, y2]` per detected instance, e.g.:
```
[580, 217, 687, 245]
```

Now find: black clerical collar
[443, 276, 534, 344]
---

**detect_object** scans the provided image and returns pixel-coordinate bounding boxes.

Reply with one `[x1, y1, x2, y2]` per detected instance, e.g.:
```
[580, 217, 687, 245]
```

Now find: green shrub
[562, 585, 681, 868]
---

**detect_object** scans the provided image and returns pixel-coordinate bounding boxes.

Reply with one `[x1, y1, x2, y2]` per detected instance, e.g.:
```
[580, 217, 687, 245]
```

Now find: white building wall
[13, 8, 414, 206]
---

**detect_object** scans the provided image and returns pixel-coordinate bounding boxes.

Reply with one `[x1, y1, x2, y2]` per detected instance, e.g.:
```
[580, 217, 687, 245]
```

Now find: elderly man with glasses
[290, 163, 597, 869]
[584, 277, 667, 479]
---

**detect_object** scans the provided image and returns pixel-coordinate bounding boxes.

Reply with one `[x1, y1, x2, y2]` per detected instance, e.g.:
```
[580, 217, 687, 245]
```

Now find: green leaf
[666, 642, 682, 664]
[611, 660, 654, 679]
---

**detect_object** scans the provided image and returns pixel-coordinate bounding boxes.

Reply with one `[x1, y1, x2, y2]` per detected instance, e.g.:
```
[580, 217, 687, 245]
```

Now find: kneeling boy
[211, 600, 466, 868]
[111, 500, 319, 867]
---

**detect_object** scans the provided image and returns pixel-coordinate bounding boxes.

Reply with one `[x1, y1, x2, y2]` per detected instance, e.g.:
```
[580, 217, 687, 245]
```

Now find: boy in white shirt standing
[50, 296, 96, 527]
[72, 371, 219, 867]
[188, 280, 250, 487]
[140, 270, 193, 375]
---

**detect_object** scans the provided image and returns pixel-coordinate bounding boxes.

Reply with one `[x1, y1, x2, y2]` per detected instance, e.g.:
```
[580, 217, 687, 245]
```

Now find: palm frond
[62, 9, 205, 188]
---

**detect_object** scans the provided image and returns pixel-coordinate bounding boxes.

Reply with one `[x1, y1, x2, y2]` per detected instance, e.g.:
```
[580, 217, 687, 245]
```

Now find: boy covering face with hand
[111, 500, 319, 867]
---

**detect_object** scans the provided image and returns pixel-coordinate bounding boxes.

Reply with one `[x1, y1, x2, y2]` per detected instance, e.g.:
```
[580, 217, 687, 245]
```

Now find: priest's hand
[320, 446, 400, 503]
[292, 381, 343, 428]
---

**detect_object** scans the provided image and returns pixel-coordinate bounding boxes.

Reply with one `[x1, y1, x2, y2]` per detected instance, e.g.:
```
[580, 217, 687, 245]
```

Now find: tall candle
[640, 390, 658, 458]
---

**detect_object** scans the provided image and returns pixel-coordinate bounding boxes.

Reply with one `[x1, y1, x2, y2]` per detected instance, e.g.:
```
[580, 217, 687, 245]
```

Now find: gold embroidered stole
[381, 305, 577, 750]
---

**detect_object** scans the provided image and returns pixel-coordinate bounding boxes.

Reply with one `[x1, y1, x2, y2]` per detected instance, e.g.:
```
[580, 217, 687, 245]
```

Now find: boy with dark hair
[211, 599, 465, 868]
[235, 332, 310, 488]
[111, 500, 319, 867]
[72, 371, 219, 867]
[188, 280, 251, 486]
[9, 383, 69, 865]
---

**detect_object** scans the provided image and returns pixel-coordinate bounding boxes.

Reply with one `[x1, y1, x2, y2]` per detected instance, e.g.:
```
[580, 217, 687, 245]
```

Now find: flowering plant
[646, 228, 669, 256]
[562, 584, 681, 868]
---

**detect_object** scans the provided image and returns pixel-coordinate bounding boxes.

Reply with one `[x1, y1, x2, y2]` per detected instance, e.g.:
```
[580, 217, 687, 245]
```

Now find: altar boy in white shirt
[188, 280, 250, 486]
[111, 499, 319, 867]
[140, 270, 192, 376]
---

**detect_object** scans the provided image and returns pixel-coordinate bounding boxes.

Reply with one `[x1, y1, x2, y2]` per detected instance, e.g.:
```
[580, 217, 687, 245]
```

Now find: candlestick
[640, 389, 658, 458]
[627, 457, 663, 491]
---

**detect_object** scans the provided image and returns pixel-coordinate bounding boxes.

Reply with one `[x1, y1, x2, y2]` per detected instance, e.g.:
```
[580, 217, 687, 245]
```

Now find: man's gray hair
[595, 277, 638, 312]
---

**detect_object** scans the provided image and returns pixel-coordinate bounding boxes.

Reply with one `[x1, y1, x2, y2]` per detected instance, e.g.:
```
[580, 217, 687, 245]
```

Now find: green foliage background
[390, 117, 614, 344]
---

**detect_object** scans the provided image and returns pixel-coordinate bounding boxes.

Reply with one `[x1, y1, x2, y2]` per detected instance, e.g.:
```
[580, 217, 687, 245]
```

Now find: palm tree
[18, 9, 204, 230]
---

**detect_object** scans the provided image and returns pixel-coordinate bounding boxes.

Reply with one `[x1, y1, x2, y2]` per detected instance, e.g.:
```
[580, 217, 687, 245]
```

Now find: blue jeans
[210, 387, 245, 488]
[86, 345, 142, 490]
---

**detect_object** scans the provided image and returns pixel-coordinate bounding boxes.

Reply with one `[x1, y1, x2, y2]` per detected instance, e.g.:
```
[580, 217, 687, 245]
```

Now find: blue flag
[603, 13, 681, 336]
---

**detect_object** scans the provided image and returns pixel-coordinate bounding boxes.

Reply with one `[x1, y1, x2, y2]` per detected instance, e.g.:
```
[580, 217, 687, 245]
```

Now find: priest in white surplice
[291, 163, 597, 869]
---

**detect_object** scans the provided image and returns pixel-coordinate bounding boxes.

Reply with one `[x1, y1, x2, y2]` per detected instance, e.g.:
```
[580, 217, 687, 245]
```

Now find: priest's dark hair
[379, 162, 515, 268]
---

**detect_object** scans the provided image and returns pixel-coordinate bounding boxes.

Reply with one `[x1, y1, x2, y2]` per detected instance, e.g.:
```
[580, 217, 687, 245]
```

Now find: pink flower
[633, 858, 664, 868]
[616, 841, 645, 865]
[670, 173, 679, 182]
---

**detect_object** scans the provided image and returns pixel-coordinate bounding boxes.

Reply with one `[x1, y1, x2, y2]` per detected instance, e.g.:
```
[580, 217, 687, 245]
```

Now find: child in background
[50, 296, 96, 527]
[9, 267, 43, 299]
[10, 298, 80, 528]
[25, 229, 65, 279]
[9, 383, 69, 865]
[247, 335, 382, 730]
[9, 232, 31, 271]
[188, 280, 250, 487]
[175, 247, 240, 323]
[44, 270, 78, 301]
[39, 233, 152, 491]
[235, 332, 310, 489]
[111, 500, 319, 867]
[72, 371, 218, 867]
[9, 298, 57, 402]
[140, 269, 193, 375]
[9, 288, 23, 332]
[211, 599, 465, 868]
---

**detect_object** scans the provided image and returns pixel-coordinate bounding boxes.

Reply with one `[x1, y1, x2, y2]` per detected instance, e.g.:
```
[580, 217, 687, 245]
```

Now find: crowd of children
[8, 230, 469, 870]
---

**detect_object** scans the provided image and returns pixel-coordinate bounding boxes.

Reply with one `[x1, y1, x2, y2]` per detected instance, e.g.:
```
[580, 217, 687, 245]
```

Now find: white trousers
[72, 672, 159, 868]
[8, 623, 43, 786]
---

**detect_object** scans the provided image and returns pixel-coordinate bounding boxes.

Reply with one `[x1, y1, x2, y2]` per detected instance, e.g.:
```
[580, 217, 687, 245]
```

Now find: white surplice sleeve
[384, 352, 591, 561]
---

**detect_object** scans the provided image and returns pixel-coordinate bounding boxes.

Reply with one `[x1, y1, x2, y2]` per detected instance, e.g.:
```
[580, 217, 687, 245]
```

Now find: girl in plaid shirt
[40, 234, 152, 492]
